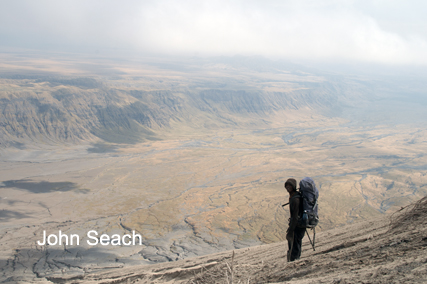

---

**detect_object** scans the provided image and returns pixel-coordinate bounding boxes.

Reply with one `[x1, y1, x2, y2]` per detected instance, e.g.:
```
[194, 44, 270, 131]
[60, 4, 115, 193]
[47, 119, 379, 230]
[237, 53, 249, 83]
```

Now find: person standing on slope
[285, 178, 306, 262]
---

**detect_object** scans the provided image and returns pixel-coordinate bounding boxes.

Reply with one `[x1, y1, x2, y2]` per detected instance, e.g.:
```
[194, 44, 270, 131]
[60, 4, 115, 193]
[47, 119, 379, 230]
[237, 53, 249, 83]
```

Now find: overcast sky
[1, 0, 427, 65]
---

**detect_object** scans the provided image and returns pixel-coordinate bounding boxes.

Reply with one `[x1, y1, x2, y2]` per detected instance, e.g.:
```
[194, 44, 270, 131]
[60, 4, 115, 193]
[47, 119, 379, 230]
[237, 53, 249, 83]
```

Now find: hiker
[284, 178, 306, 262]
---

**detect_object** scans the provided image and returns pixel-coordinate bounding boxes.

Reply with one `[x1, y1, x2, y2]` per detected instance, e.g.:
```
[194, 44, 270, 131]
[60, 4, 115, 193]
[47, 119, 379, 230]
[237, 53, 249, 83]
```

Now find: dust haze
[2, 1, 427, 64]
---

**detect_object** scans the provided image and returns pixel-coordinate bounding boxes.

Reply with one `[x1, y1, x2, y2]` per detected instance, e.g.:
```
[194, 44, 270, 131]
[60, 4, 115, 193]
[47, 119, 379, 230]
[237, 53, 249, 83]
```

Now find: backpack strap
[291, 192, 303, 219]
[290, 191, 302, 200]
[308, 197, 318, 210]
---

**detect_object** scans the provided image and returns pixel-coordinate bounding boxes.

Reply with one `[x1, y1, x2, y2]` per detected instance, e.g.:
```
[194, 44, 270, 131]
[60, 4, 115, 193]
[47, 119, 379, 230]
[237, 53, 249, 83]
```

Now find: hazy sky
[1, 0, 427, 65]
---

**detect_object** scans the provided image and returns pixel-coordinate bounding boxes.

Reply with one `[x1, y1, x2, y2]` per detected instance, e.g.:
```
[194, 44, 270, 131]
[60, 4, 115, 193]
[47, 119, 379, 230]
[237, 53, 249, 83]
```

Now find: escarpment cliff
[0, 74, 359, 147]
[0, 80, 184, 145]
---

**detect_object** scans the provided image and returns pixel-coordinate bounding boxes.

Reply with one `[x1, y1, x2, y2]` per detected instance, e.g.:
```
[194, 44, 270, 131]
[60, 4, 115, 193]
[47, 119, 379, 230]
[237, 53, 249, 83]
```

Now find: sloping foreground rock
[8, 196, 424, 284]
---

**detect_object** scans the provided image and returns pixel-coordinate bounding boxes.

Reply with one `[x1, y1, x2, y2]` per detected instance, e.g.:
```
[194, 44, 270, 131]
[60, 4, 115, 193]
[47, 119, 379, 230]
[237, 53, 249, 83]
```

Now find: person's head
[284, 178, 297, 194]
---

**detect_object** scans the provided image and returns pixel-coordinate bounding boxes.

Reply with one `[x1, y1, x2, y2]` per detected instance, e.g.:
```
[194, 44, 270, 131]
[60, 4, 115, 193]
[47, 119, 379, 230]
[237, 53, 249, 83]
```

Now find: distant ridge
[0, 74, 349, 146]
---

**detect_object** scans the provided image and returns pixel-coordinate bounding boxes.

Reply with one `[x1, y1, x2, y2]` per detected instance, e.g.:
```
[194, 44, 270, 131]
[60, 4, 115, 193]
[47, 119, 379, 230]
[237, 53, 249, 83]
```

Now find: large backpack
[298, 177, 319, 228]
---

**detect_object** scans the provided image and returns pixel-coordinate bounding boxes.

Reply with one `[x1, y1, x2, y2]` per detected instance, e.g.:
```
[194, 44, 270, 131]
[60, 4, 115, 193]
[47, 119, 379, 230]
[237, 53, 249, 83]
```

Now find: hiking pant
[288, 226, 306, 261]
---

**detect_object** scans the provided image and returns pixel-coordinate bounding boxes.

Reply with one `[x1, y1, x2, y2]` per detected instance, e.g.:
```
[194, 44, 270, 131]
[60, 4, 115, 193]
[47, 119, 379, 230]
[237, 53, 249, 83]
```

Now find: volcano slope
[47, 196, 427, 284]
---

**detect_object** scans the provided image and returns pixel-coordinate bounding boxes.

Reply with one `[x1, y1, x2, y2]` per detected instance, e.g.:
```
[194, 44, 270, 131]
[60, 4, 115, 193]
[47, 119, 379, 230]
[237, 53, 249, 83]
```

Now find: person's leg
[287, 238, 293, 261]
[291, 227, 306, 260]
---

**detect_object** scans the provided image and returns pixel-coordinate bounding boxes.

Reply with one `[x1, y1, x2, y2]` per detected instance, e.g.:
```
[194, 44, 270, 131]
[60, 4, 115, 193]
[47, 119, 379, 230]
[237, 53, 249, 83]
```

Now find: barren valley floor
[1, 120, 427, 282]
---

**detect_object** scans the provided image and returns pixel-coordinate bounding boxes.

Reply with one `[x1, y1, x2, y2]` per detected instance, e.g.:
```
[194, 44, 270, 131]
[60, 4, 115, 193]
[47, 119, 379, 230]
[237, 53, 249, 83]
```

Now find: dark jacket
[288, 192, 301, 234]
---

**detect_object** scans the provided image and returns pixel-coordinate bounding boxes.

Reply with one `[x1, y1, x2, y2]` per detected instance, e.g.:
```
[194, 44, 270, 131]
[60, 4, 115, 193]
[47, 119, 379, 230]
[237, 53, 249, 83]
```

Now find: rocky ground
[6, 196, 424, 284]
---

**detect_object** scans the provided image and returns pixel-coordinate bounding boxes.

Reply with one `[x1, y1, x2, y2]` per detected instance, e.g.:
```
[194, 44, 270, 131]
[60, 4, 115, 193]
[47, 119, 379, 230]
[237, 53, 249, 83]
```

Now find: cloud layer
[1, 0, 426, 65]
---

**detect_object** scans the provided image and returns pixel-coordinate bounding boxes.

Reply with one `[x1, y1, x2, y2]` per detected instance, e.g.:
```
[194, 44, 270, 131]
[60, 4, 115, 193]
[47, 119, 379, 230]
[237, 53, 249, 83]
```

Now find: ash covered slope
[50, 196, 427, 284]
